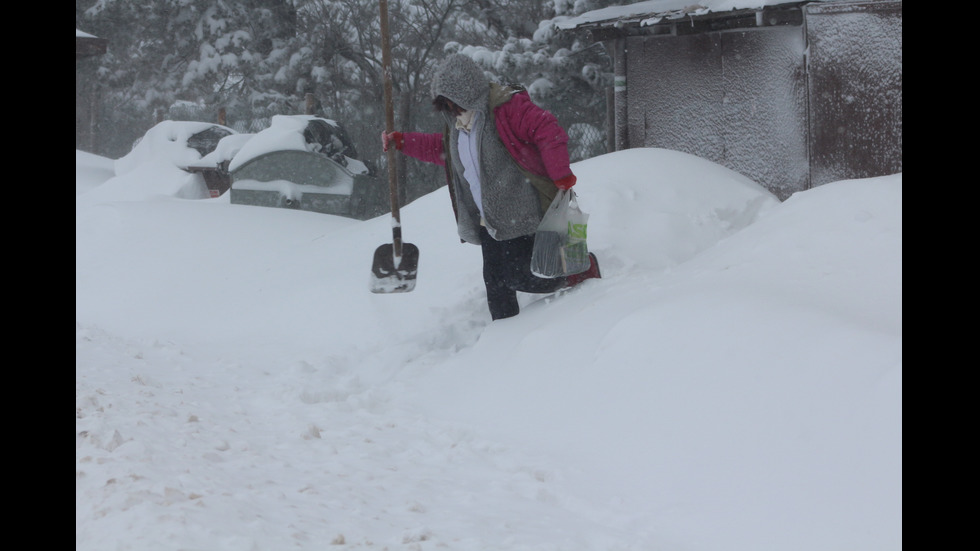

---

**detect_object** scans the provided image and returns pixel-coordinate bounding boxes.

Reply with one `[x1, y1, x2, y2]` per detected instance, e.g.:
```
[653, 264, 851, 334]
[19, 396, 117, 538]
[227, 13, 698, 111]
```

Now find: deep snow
[76, 138, 901, 550]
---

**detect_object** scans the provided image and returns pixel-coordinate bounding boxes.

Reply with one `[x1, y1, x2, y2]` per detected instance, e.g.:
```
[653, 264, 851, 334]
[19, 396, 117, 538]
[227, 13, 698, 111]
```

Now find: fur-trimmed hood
[430, 54, 489, 111]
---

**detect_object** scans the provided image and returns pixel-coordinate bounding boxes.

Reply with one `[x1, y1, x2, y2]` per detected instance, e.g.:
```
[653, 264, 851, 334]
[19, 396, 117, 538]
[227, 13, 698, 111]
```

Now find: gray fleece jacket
[432, 54, 555, 243]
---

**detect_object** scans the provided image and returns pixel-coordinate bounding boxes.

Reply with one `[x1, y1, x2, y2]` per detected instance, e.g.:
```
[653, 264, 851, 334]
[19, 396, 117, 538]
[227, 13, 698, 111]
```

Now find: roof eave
[558, 2, 808, 40]
[76, 36, 108, 60]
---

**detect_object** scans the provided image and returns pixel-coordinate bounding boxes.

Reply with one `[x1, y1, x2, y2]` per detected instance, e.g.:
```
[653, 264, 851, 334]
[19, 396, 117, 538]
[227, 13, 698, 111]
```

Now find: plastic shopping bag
[530, 189, 591, 278]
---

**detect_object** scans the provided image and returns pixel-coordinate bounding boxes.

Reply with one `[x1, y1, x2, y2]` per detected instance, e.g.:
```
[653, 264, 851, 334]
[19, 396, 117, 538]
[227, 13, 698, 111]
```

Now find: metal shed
[558, 0, 902, 200]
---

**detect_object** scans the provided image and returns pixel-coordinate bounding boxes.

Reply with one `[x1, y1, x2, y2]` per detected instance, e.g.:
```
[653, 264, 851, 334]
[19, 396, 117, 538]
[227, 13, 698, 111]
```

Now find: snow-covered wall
[806, 1, 902, 186]
[626, 25, 808, 200]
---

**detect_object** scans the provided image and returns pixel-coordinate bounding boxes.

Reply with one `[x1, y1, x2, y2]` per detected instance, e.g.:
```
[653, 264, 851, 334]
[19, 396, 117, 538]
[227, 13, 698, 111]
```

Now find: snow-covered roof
[76, 28, 107, 58]
[556, 0, 811, 31]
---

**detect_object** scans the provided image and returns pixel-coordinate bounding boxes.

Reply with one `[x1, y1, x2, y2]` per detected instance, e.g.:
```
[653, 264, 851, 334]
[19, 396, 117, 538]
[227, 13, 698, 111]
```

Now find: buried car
[114, 120, 239, 201]
[225, 115, 388, 220]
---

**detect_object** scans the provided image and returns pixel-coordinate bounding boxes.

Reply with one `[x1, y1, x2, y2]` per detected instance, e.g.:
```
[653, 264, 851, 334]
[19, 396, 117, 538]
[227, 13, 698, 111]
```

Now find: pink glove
[554, 174, 577, 190]
[381, 131, 404, 152]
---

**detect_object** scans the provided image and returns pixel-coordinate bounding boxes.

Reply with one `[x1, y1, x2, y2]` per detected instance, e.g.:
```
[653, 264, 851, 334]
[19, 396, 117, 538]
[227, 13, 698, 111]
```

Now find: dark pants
[480, 226, 566, 320]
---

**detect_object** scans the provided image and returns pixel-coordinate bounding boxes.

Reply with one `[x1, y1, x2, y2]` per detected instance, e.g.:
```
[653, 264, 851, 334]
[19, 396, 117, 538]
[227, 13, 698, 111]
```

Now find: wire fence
[566, 122, 607, 162]
[168, 90, 610, 161]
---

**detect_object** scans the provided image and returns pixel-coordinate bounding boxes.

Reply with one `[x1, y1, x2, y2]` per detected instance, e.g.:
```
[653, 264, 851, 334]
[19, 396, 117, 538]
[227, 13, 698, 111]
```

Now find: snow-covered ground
[76, 137, 902, 550]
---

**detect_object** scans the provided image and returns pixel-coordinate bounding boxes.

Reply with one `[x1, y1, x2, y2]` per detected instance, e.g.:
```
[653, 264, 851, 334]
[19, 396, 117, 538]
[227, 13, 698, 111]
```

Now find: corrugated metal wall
[627, 25, 808, 200]
[805, 1, 903, 187]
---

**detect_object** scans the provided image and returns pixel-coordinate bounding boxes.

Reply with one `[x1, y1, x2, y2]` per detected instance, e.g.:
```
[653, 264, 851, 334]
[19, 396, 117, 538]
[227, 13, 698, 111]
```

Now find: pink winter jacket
[398, 90, 573, 183]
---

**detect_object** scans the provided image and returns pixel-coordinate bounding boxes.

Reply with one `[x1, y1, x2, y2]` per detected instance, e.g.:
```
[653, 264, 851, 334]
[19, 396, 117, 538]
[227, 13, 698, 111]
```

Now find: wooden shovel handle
[379, 0, 402, 257]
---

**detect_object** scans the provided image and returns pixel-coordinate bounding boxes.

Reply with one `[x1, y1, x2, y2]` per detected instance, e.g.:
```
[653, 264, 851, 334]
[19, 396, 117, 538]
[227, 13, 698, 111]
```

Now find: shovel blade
[369, 242, 419, 293]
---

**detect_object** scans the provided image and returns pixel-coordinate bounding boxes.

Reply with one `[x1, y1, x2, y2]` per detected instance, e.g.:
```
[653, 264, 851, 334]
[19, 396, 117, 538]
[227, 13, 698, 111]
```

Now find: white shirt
[456, 113, 483, 218]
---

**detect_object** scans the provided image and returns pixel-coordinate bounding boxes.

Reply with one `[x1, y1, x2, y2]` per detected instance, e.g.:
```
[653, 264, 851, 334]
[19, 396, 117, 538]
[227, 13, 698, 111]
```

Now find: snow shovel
[370, 0, 419, 293]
